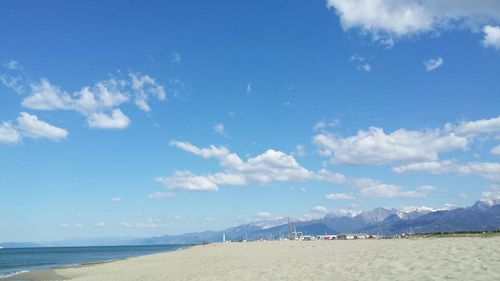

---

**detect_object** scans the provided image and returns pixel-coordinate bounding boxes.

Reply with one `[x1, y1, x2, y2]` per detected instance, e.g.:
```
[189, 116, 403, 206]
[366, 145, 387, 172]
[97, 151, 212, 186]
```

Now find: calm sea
[0, 244, 186, 279]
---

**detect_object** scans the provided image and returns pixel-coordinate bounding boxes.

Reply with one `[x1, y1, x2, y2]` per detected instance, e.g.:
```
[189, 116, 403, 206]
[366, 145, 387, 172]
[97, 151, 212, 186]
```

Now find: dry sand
[6, 237, 500, 281]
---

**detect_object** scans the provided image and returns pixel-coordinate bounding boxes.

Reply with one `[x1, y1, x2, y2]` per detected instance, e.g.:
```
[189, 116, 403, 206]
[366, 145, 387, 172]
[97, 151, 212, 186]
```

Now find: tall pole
[288, 217, 293, 240]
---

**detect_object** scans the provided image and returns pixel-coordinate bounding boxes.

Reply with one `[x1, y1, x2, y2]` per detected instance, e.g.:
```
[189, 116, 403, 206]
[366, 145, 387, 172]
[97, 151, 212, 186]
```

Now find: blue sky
[1, 0, 500, 242]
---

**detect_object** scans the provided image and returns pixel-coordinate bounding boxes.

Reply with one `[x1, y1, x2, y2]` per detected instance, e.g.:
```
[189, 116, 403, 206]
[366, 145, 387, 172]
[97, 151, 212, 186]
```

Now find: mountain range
[132, 199, 500, 244]
[2, 199, 499, 248]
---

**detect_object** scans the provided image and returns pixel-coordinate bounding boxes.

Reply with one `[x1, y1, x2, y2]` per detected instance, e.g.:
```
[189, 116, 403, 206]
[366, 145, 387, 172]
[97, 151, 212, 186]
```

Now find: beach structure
[288, 217, 294, 240]
[299, 235, 315, 241]
[316, 235, 337, 240]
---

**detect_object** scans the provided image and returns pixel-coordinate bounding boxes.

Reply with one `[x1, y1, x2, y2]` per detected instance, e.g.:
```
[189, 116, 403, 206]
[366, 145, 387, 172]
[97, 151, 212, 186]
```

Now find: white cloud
[170, 52, 182, 63]
[94, 222, 106, 227]
[60, 223, 84, 228]
[482, 190, 500, 200]
[0, 75, 24, 94]
[163, 141, 429, 198]
[395, 160, 500, 183]
[316, 169, 349, 183]
[350, 55, 372, 71]
[424, 57, 444, 72]
[0, 122, 21, 144]
[294, 144, 305, 157]
[16, 112, 68, 141]
[327, 0, 500, 46]
[456, 162, 500, 183]
[121, 221, 162, 228]
[246, 83, 252, 94]
[156, 171, 222, 191]
[352, 178, 426, 198]
[325, 193, 355, 200]
[19, 73, 165, 129]
[452, 115, 500, 137]
[256, 211, 272, 218]
[314, 127, 466, 165]
[214, 123, 229, 137]
[311, 205, 329, 214]
[313, 118, 341, 131]
[148, 191, 175, 200]
[22, 79, 73, 110]
[158, 141, 316, 191]
[314, 116, 500, 166]
[492, 145, 500, 155]
[72, 79, 128, 114]
[130, 73, 166, 112]
[3, 60, 23, 70]
[482, 25, 500, 49]
[393, 160, 456, 174]
[111, 197, 122, 202]
[87, 109, 130, 129]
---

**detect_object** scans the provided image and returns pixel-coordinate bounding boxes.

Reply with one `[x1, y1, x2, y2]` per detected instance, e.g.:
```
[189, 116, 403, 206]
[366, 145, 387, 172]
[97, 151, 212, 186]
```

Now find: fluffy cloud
[162, 141, 420, 198]
[0, 75, 24, 94]
[20, 72, 165, 129]
[16, 112, 68, 140]
[156, 171, 222, 191]
[314, 127, 466, 165]
[394, 160, 500, 183]
[456, 162, 500, 183]
[148, 191, 175, 200]
[349, 55, 372, 71]
[492, 145, 500, 155]
[325, 193, 355, 200]
[130, 73, 166, 112]
[0, 122, 21, 144]
[3, 60, 23, 70]
[214, 123, 229, 137]
[482, 190, 500, 200]
[314, 116, 500, 166]
[393, 160, 456, 174]
[452, 115, 500, 137]
[86, 109, 130, 129]
[121, 221, 162, 228]
[22, 79, 73, 110]
[482, 25, 500, 49]
[311, 205, 329, 214]
[158, 141, 318, 191]
[424, 57, 444, 72]
[352, 178, 426, 198]
[327, 0, 500, 46]
[256, 211, 272, 219]
[0, 113, 67, 144]
[313, 118, 341, 131]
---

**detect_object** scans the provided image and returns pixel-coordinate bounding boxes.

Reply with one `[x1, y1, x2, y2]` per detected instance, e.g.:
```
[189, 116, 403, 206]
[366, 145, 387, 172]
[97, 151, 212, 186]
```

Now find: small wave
[0, 270, 29, 280]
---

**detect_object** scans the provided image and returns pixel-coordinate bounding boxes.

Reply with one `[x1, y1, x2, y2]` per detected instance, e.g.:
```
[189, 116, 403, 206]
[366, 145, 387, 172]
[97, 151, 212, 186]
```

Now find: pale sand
[8, 237, 500, 281]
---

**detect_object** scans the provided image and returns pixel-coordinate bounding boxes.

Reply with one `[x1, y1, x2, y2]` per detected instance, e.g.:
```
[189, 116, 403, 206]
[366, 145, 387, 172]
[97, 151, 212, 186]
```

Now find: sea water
[0, 244, 186, 278]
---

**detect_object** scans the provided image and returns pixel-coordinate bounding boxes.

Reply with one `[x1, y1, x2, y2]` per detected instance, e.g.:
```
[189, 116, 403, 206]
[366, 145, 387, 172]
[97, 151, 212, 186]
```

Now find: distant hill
[132, 199, 500, 244]
[0, 242, 41, 248]
[3, 200, 499, 247]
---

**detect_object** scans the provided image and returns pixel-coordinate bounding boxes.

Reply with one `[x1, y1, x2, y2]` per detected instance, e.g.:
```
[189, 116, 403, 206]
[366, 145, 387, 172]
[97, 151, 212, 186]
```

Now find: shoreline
[3, 237, 500, 281]
[0, 245, 192, 281]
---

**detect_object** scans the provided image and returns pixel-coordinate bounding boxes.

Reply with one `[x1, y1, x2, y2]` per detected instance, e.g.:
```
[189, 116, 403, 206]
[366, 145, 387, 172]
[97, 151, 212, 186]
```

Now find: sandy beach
[6, 237, 500, 281]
